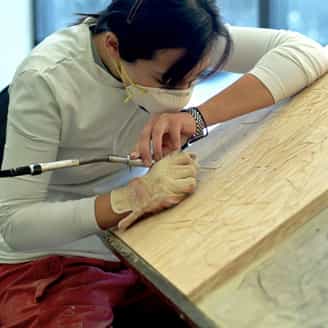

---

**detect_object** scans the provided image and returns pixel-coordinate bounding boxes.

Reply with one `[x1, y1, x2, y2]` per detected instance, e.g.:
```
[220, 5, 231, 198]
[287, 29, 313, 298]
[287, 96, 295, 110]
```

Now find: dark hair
[80, 0, 232, 87]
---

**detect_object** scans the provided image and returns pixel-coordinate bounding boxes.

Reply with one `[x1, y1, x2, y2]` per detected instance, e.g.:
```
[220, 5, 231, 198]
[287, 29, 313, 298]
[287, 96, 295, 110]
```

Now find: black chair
[0, 86, 9, 168]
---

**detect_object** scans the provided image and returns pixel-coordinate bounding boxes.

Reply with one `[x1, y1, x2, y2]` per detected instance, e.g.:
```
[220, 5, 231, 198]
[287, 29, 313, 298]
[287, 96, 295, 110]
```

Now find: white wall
[0, 0, 33, 90]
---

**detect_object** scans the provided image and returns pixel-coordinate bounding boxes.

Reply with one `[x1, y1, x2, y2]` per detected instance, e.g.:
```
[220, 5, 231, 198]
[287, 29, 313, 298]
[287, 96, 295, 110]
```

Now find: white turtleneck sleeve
[218, 25, 328, 102]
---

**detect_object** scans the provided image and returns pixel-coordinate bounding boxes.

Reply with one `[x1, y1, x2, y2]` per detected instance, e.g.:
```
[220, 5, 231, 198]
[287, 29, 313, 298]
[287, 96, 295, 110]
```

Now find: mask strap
[112, 59, 147, 103]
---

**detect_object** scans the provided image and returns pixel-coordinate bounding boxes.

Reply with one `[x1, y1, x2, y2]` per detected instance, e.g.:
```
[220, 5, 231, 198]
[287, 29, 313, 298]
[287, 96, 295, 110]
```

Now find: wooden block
[115, 74, 328, 302]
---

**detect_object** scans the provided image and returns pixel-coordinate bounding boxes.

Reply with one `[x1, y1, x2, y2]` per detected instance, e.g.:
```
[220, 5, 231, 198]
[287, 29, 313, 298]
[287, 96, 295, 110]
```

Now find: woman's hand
[131, 112, 196, 166]
[111, 151, 199, 231]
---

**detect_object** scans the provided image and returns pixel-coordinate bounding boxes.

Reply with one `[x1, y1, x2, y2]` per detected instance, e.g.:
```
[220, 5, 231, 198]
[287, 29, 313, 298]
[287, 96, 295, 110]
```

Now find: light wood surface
[115, 73, 328, 302]
[197, 207, 328, 328]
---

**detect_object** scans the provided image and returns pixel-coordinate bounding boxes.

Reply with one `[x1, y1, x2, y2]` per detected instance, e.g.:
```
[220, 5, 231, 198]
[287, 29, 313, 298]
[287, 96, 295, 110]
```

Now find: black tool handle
[0, 165, 42, 178]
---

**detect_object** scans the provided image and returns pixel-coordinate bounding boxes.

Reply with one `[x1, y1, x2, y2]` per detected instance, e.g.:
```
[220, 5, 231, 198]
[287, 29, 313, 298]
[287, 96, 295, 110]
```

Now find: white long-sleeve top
[0, 20, 327, 263]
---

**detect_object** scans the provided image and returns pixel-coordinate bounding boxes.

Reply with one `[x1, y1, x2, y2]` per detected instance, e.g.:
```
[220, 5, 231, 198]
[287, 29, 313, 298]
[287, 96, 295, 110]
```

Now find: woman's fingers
[137, 123, 154, 167]
[169, 151, 197, 166]
[118, 212, 140, 231]
[173, 177, 198, 194]
[168, 121, 182, 151]
[173, 165, 198, 179]
[152, 119, 168, 162]
[133, 113, 195, 166]
[130, 148, 140, 160]
[151, 116, 181, 161]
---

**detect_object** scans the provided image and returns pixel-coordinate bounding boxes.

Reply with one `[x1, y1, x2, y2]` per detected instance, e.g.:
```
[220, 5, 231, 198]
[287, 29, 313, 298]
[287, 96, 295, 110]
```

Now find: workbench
[104, 73, 328, 328]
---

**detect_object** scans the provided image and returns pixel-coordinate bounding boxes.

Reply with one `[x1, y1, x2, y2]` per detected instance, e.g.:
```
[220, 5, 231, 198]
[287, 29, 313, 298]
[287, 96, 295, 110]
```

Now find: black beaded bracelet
[181, 107, 208, 147]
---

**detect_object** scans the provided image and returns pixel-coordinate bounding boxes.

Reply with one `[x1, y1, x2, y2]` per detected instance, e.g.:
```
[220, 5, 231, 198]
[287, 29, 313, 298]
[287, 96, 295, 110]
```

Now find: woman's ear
[104, 32, 120, 59]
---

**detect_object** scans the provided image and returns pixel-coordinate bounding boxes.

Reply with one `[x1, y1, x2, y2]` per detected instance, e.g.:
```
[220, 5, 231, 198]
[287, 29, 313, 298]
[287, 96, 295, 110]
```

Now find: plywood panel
[197, 208, 328, 327]
[114, 74, 328, 302]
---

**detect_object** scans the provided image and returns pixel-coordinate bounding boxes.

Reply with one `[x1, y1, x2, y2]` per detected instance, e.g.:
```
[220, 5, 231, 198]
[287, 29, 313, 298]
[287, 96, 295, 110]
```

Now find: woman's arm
[200, 25, 328, 124]
[222, 25, 328, 101]
[0, 71, 104, 251]
[199, 73, 274, 125]
[0, 71, 198, 250]
[134, 26, 328, 164]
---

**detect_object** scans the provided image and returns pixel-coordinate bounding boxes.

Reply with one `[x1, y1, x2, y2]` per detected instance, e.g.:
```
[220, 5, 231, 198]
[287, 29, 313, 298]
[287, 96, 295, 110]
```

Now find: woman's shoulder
[13, 24, 92, 81]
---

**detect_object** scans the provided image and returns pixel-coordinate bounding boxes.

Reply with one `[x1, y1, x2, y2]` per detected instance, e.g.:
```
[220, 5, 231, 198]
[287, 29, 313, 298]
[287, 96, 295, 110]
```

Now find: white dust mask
[126, 84, 193, 113]
[114, 59, 193, 113]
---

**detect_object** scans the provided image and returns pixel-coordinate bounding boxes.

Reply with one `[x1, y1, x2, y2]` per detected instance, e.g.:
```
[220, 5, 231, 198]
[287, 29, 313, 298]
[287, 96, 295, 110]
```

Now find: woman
[0, 0, 327, 327]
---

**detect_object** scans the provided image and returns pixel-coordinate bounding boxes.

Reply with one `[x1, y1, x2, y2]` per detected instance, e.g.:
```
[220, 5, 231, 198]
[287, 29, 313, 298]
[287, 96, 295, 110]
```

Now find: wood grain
[114, 74, 328, 302]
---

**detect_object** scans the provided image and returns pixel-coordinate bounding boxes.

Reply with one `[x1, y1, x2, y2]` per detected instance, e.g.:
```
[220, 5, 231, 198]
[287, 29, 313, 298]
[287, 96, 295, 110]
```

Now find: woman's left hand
[131, 112, 196, 166]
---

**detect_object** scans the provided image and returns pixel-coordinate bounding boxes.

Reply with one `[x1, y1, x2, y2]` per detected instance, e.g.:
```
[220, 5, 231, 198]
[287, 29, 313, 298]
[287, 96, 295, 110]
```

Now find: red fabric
[0, 256, 140, 328]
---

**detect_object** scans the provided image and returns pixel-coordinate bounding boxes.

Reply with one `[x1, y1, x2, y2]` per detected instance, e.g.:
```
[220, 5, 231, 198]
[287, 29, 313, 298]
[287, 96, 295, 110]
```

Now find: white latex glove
[111, 151, 199, 231]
